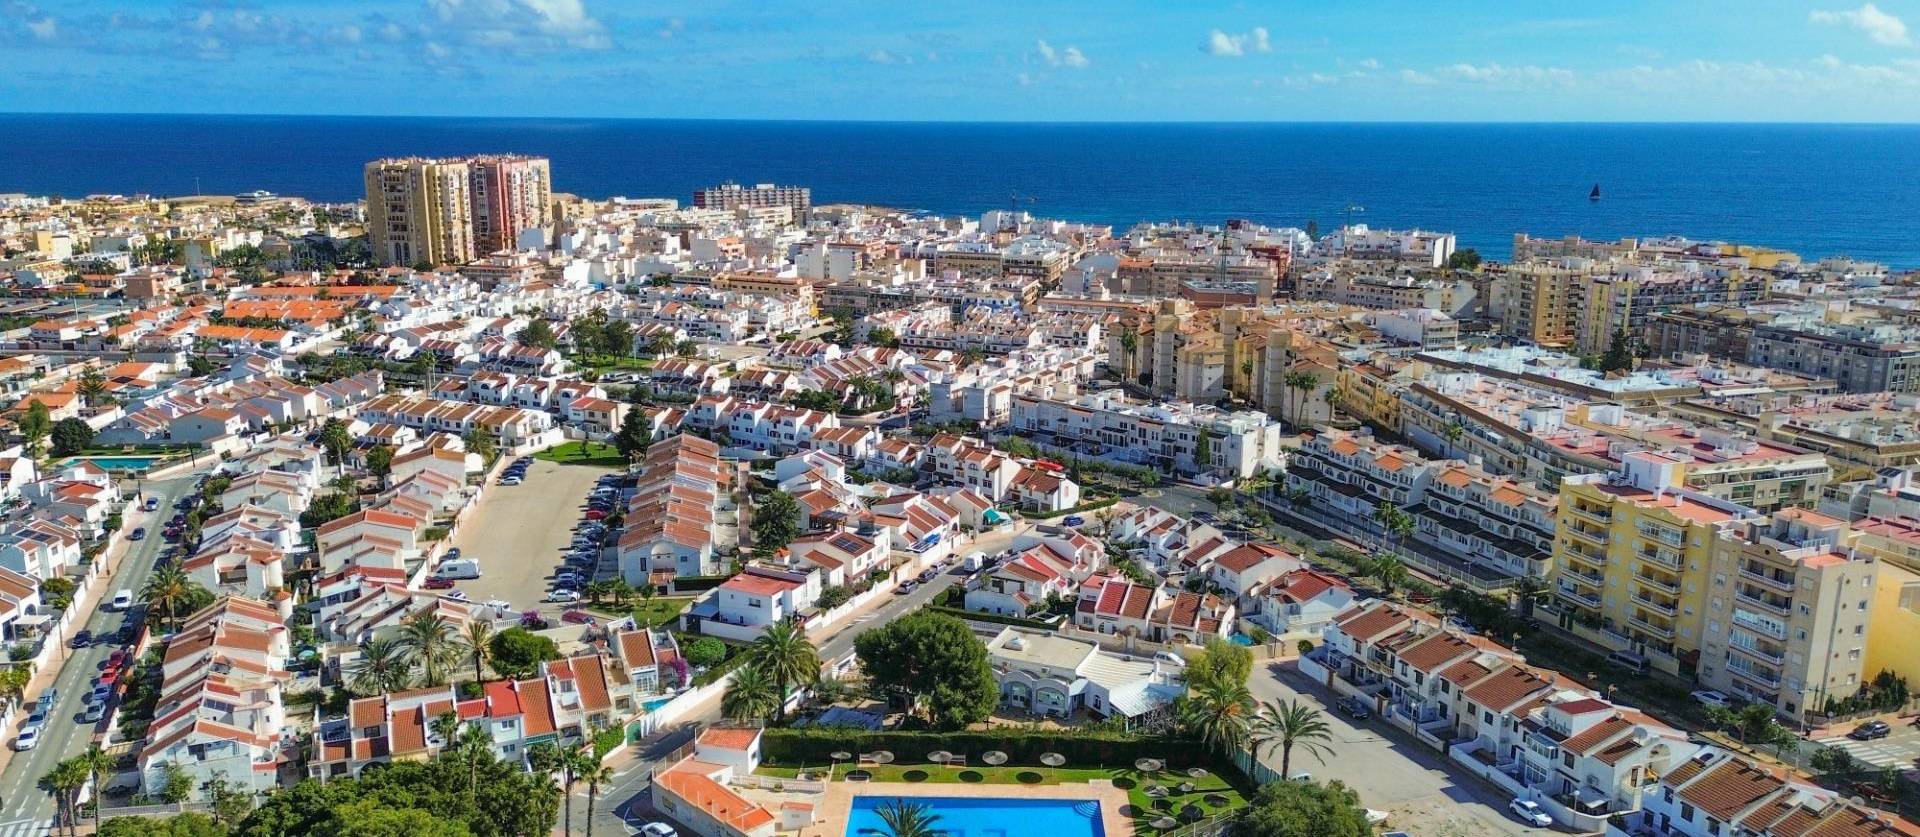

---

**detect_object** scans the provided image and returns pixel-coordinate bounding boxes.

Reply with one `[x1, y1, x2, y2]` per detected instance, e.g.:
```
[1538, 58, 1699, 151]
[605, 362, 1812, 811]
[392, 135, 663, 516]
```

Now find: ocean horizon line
[6, 111, 1920, 129]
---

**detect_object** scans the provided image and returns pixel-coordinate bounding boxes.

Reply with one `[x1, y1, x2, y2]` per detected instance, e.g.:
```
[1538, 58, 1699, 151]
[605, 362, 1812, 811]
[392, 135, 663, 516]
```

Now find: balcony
[1729, 638, 1786, 666]
[1563, 547, 1607, 571]
[1631, 593, 1678, 617]
[1725, 661, 1782, 689]
[1731, 609, 1788, 641]
[1564, 525, 1609, 547]
[1740, 564, 1796, 593]
[1557, 585, 1601, 608]
[1632, 572, 1679, 595]
[1735, 590, 1791, 615]
[1627, 614, 1676, 639]
[1634, 545, 1682, 570]
[1565, 569, 1604, 587]
[1567, 504, 1612, 524]
[1637, 524, 1686, 548]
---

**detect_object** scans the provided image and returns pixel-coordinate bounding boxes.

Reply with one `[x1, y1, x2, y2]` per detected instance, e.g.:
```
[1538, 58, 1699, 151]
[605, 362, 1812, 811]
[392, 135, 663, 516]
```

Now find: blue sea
[3, 114, 1917, 266]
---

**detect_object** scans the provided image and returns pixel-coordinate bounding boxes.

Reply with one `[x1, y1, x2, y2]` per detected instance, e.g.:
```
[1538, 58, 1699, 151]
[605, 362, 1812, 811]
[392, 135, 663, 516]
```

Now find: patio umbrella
[1150, 816, 1179, 831]
[1185, 766, 1209, 779]
[1040, 752, 1065, 781]
[869, 750, 895, 766]
[1135, 757, 1163, 774]
[1178, 782, 1195, 794]
[929, 751, 953, 773]
[982, 750, 1008, 766]
[1181, 803, 1205, 821]
[830, 751, 852, 780]
[1145, 784, 1169, 798]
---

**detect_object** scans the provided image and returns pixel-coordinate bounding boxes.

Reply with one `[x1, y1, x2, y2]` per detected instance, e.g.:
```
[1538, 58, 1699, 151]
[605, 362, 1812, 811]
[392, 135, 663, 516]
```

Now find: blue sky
[5, 0, 1920, 121]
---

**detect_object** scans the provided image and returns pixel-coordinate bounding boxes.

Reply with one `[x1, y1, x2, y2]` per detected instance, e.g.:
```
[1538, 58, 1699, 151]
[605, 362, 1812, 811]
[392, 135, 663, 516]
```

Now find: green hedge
[927, 605, 1053, 631]
[673, 575, 731, 592]
[1025, 497, 1120, 520]
[761, 729, 1238, 780]
[692, 647, 752, 687]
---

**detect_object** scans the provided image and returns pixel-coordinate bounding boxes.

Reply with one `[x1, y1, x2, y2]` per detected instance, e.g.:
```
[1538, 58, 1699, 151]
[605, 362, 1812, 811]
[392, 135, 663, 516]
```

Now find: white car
[1509, 798, 1552, 828]
[545, 589, 581, 603]
[1690, 690, 1734, 709]
[636, 824, 677, 837]
[13, 726, 39, 751]
[484, 599, 513, 613]
[445, 590, 470, 602]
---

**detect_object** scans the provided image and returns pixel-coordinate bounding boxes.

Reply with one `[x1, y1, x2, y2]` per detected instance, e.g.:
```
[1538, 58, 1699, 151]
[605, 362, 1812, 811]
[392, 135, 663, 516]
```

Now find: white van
[110, 589, 133, 611]
[1607, 650, 1650, 675]
[435, 559, 482, 580]
[961, 552, 985, 572]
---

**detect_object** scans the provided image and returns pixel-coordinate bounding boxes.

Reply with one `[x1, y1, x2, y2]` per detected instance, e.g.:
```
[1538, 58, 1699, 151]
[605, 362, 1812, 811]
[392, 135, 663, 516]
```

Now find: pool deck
[799, 779, 1134, 837]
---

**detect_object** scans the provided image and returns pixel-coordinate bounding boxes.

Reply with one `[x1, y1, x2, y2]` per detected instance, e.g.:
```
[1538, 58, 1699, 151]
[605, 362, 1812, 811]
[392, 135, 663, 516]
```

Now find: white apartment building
[1008, 390, 1283, 479]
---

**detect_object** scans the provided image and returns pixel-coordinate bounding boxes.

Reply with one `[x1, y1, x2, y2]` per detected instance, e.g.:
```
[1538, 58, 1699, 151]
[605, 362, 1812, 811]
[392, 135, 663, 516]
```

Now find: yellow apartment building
[1552, 451, 1762, 674]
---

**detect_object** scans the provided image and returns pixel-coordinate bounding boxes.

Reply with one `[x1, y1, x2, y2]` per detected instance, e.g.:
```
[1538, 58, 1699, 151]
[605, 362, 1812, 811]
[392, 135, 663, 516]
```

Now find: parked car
[1061, 515, 1085, 527]
[1508, 799, 1552, 827]
[107, 649, 128, 669]
[1337, 695, 1372, 720]
[423, 577, 456, 590]
[79, 702, 104, 724]
[544, 589, 580, 604]
[499, 476, 522, 486]
[444, 548, 462, 561]
[71, 630, 92, 649]
[584, 509, 608, 521]
[98, 667, 119, 685]
[445, 591, 470, 602]
[1850, 720, 1893, 741]
[1690, 690, 1734, 709]
[13, 726, 40, 751]
[895, 581, 918, 595]
[483, 599, 513, 613]
[561, 610, 596, 625]
[637, 823, 678, 837]
[129, 527, 146, 541]
[144, 497, 160, 512]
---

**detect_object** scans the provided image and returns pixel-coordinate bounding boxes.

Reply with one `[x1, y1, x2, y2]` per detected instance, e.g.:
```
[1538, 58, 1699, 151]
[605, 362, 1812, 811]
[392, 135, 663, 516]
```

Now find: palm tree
[527, 743, 567, 833]
[41, 757, 88, 837]
[748, 622, 818, 721]
[722, 663, 781, 722]
[78, 745, 115, 833]
[77, 367, 110, 410]
[141, 565, 209, 631]
[581, 755, 616, 837]
[1513, 575, 1548, 619]
[463, 620, 495, 682]
[555, 747, 590, 837]
[1364, 554, 1410, 598]
[1116, 327, 1139, 383]
[873, 798, 948, 837]
[1443, 421, 1466, 451]
[347, 637, 414, 696]
[1252, 699, 1335, 780]
[1283, 371, 1319, 428]
[397, 611, 466, 687]
[1177, 679, 1255, 756]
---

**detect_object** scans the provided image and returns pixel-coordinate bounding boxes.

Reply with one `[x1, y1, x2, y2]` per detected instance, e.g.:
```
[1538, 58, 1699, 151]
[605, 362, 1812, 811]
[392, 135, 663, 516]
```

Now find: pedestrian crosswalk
[1812, 735, 1917, 769]
[0, 818, 52, 837]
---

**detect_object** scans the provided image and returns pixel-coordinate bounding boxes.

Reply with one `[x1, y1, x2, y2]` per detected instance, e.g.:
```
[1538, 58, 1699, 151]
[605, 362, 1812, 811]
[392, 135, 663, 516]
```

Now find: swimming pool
[60, 455, 166, 471]
[641, 695, 674, 712]
[844, 795, 1105, 837]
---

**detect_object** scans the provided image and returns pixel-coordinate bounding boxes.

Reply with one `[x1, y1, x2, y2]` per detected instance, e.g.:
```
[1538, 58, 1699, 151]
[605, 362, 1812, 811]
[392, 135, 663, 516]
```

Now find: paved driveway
[1249, 660, 1537, 837]
[448, 459, 614, 612]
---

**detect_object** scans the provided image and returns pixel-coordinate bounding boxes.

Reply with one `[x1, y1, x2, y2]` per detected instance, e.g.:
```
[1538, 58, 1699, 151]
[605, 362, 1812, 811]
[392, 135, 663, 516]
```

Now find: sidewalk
[0, 485, 170, 779]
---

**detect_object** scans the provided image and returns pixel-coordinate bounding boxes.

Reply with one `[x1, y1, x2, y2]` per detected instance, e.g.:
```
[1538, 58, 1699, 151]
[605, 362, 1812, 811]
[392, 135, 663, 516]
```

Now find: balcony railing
[1634, 546, 1682, 570]
[1725, 662, 1782, 688]
[1631, 594, 1678, 617]
[1637, 524, 1686, 548]
[1557, 585, 1602, 608]
[1735, 591, 1791, 615]
[1627, 614, 1676, 639]
[1731, 610, 1788, 640]
[1567, 504, 1612, 524]
[1729, 639, 1786, 666]
[1740, 564, 1796, 593]
[1632, 572, 1679, 595]
[1564, 526, 1609, 546]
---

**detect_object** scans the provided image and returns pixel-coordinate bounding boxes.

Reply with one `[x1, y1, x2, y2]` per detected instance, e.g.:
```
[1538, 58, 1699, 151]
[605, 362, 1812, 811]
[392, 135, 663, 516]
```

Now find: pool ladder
[1072, 800, 1101, 819]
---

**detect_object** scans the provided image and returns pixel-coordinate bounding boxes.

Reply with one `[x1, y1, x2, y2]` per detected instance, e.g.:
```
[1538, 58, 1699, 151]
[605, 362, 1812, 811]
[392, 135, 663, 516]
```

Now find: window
[1681, 803, 1695, 822]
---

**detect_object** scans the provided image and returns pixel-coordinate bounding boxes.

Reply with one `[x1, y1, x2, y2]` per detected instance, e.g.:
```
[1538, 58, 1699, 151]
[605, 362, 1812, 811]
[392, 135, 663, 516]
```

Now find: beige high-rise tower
[468, 155, 554, 255]
[365, 157, 475, 267]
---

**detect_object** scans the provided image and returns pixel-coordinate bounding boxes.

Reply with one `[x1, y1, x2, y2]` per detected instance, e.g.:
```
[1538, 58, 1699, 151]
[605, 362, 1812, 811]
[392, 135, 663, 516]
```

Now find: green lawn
[587, 597, 694, 628]
[756, 762, 1246, 833]
[581, 356, 656, 373]
[534, 441, 628, 468]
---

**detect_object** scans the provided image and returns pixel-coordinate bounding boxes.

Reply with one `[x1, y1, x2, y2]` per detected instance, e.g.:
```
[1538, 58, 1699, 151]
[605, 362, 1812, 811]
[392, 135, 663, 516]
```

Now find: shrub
[684, 637, 728, 668]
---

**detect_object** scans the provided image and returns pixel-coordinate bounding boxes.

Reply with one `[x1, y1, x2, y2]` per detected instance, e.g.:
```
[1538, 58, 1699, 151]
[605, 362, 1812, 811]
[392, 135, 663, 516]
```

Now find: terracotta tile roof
[698, 727, 760, 752]
[656, 762, 776, 832]
[1334, 602, 1414, 643]
[1395, 633, 1476, 674]
[1560, 715, 1633, 756]
[1461, 665, 1551, 712]
[1675, 757, 1786, 822]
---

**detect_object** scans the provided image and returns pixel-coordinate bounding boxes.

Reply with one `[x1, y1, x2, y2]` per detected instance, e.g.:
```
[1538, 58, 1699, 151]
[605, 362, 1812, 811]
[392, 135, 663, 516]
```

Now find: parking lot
[446, 457, 617, 612]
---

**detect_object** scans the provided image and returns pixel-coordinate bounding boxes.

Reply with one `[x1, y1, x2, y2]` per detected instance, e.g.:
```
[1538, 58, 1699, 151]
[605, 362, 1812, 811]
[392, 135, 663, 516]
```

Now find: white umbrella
[982, 750, 1008, 766]
[1039, 751, 1065, 781]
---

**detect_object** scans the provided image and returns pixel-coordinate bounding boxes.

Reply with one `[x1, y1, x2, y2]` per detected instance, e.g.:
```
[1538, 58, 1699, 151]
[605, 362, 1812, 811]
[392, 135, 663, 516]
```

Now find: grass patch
[757, 761, 1247, 833]
[534, 441, 627, 469]
[584, 596, 693, 628]
[581, 356, 656, 373]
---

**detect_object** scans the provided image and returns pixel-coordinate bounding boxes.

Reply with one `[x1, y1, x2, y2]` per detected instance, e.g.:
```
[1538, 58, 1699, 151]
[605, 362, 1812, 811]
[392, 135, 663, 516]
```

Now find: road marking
[0, 818, 52, 837]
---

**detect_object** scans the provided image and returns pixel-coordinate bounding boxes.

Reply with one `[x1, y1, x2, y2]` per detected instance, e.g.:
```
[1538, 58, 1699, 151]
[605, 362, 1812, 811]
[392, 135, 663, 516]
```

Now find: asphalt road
[448, 459, 614, 613]
[1248, 659, 1537, 837]
[590, 568, 968, 836]
[0, 473, 198, 827]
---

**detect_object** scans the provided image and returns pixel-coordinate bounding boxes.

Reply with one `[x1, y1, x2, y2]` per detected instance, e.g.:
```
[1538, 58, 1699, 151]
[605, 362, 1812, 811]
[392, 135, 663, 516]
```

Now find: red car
[98, 668, 119, 685]
[423, 577, 456, 590]
[561, 610, 596, 625]
[584, 509, 608, 521]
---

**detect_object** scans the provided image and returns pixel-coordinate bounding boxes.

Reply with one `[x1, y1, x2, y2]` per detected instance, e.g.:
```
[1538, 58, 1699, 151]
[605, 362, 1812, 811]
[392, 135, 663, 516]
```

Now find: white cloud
[1358, 57, 1381, 70]
[1811, 3, 1911, 46]
[867, 49, 897, 64]
[1443, 62, 1576, 86]
[1205, 26, 1271, 57]
[425, 0, 611, 50]
[658, 17, 683, 40]
[1399, 68, 1437, 84]
[1037, 39, 1089, 68]
[25, 15, 54, 40]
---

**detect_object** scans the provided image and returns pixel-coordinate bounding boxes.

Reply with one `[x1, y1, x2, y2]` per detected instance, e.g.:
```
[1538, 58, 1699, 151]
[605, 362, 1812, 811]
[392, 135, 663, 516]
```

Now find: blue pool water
[845, 796, 1104, 837]
[641, 696, 674, 712]
[61, 455, 164, 471]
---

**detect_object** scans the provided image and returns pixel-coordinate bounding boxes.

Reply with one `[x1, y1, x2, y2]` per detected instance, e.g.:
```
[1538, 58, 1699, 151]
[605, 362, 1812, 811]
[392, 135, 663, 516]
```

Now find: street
[0, 474, 198, 833]
[587, 567, 968, 836]
[1248, 659, 1535, 837]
